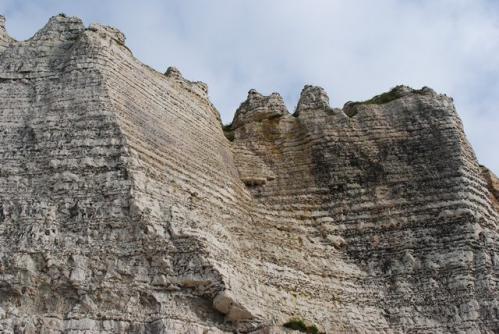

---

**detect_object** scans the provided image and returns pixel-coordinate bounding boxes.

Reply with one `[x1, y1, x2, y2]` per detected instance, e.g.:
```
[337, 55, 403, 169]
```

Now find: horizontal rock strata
[0, 14, 497, 334]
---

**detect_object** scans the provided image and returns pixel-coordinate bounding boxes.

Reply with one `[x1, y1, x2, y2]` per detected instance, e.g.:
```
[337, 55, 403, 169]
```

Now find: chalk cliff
[0, 14, 497, 334]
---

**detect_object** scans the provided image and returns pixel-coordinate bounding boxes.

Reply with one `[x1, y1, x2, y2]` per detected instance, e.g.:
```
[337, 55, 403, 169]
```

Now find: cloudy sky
[1, 0, 498, 173]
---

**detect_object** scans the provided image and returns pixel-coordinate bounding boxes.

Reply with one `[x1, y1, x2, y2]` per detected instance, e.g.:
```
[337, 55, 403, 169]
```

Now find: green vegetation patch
[349, 86, 427, 107]
[351, 88, 405, 107]
[222, 124, 235, 142]
[283, 319, 319, 334]
[362, 89, 404, 105]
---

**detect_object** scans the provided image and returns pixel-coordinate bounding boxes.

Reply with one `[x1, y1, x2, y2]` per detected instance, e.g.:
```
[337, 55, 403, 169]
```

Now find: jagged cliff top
[0, 14, 451, 130]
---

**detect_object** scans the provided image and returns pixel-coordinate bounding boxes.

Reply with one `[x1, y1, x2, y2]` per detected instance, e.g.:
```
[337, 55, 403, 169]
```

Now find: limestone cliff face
[0, 14, 497, 334]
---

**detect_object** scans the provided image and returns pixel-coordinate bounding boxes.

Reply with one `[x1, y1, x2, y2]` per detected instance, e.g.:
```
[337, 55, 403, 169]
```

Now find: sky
[1, 0, 498, 173]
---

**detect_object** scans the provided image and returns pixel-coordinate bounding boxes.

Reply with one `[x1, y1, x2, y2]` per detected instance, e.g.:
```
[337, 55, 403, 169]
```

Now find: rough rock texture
[0, 14, 497, 334]
[481, 166, 499, 213]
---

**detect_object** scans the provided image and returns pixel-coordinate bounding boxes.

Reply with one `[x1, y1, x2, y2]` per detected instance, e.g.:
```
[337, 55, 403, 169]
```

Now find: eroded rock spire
[230, 89, 288, 129]
[31, 14, 85, 41]
[0, 15, 14, 50]
[295, 85, 330, 115]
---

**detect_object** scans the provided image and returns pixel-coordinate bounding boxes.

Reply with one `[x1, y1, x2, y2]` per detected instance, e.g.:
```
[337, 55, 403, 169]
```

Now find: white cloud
[1, 0, 498, 172]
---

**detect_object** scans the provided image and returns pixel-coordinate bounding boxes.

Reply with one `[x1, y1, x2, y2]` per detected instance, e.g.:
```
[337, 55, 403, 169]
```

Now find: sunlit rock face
[0, 14, 497, 334]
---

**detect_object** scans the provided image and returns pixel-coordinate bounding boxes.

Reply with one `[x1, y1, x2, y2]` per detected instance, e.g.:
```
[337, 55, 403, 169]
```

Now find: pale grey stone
[0, 13, 497, 334]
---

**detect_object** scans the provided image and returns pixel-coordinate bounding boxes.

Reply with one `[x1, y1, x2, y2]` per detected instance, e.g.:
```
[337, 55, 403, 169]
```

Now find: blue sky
[1, 0, 498, 173]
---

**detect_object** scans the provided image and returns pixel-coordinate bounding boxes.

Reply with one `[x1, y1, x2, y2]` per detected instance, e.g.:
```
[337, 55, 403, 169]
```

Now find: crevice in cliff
[480, 165, 499, 211]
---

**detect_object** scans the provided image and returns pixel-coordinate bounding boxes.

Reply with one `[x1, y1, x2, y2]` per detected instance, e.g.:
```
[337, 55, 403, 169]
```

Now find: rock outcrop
[0, 14, 497, 334]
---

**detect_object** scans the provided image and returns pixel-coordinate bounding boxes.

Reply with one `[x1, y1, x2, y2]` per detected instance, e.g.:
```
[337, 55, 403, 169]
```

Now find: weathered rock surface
[0, 14, 497, 334]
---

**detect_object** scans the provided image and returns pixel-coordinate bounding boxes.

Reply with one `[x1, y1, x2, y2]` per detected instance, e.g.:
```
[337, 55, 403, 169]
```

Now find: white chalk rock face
[0, 14, 497, 334]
